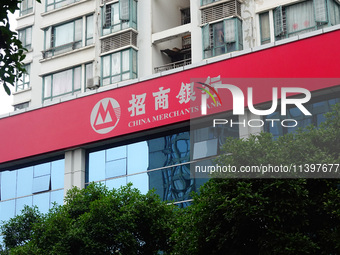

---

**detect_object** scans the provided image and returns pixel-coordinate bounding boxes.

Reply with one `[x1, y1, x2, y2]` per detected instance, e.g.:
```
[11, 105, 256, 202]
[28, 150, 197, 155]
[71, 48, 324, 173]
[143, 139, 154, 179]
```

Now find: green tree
[172, 104, 340, 255]
[0, 0, 40, 95]
[1, 183, 175, 254]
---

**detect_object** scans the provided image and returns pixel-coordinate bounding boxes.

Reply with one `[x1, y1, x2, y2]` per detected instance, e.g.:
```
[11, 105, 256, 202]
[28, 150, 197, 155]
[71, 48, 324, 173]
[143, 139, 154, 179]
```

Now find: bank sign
[0, 30, 340, 164]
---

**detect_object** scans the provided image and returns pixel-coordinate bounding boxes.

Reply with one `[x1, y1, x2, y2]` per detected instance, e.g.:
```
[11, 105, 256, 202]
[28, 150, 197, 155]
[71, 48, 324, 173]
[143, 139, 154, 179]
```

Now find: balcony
[154, 58, 192, 73]
[154, 35, 191, 73]
[42, 41, 81, 59]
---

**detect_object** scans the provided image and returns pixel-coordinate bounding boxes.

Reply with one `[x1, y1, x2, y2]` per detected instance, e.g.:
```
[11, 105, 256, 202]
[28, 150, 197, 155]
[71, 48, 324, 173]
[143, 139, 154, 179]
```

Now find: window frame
[201, 0, 222, 6]
[101, 0, 137, 36]
[259, 12, 271, 45]
[101, 48, 138, 86]
[15, 64, 30, 92]
[273, 0, 340, 41]
[202, 17, 243, 59]
[42, 66, 82, 102]
[45, 0, 80, 12]
[18, 26, 32, 50]
[43, 16, 93, 58]
[20, 0, 33, 16]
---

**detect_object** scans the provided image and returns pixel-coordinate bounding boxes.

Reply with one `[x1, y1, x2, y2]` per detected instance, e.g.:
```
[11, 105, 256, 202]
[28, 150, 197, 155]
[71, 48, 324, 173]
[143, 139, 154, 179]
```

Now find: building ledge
[152, 24, 191, 44]
[41, 0, 91, 17]
[39, 44, 95, 64]
[12, 87, 32, 96]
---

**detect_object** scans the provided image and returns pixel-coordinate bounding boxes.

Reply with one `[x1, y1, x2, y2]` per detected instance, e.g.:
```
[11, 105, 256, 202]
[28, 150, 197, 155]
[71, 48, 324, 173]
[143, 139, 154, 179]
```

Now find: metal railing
[154, 58, 192, 73]
[42, 41, 81, 59]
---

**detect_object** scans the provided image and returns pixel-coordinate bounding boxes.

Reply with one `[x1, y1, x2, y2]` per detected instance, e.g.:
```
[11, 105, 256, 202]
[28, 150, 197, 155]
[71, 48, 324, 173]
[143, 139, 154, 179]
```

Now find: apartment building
[0, 0, 339, 227]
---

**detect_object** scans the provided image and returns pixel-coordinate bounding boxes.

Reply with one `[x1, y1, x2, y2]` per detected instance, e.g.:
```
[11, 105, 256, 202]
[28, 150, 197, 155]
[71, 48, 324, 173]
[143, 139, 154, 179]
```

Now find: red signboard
[0, 30, 340, 164]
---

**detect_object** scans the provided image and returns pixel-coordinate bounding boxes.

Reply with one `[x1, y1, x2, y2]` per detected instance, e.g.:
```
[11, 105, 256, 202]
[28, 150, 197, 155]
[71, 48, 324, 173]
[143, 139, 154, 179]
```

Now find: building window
[202, 18, 243, 59]
[259, 12, 271, 45]
[181, 8, 191, 25]
[43, 16, 93, 58]
[87, 132, 194, 204]
[16, 64, 30, 92]
[264, 96, 340, 139]
[20, 0, 33, 16]
[101, 48, 137, 86]
[46, 0, 80, 12]
[0, 158, 64, 223]
[86, 15, 94, 45]
[14, 102, 30, 111]
[43, 66, 81, 101]
[87, 124, 239, 206]
[18, 27, 32, 50]
[85, 62, 94, 87]
[201, 0, 222, 6]
[102, 0, 137, 36]
[273, 0, 340, 41]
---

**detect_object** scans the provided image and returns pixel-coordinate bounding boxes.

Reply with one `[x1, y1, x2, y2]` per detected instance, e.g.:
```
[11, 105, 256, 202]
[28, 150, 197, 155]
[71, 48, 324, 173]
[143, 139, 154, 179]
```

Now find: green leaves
[0, 0, 29, 95]
[1, 183, 175, 254]
[172, 104, 340, 255]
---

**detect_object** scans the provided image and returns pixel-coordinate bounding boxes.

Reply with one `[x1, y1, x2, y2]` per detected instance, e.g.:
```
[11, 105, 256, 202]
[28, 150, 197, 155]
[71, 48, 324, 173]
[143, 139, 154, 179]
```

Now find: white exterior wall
[137, 0, 153, 77]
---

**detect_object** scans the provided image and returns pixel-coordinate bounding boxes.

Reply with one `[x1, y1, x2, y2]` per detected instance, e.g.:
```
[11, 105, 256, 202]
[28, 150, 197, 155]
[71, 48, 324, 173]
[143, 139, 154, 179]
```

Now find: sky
[0, 12, 17, 115]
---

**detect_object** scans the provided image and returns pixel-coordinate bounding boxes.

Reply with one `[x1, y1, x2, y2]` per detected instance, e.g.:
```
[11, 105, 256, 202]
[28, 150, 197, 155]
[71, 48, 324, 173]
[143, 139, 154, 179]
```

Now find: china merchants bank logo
[90, 98, 121, 134]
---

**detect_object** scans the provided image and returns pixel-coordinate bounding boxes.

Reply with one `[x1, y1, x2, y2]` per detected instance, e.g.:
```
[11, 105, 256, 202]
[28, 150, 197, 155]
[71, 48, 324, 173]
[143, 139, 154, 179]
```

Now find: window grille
[201, 0, 241, 24]
[101, 30, 137, 53]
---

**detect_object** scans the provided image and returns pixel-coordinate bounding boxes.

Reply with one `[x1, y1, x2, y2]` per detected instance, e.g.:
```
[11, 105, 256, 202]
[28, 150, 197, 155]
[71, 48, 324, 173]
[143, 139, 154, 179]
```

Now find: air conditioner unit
[86, 76, 100, 89]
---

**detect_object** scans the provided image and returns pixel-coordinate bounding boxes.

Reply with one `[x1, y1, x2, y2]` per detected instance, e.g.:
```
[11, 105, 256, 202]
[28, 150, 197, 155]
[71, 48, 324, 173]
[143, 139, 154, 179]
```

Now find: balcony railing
[46, 0, 80, 11]
[42, 41, 81, 59]
[154, 58, 192, 73]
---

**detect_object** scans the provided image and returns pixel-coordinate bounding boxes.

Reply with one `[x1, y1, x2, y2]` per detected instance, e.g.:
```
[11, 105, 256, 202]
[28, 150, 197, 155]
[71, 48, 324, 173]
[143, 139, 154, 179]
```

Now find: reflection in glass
[127, 172, 148, 195]
[88, 150, 106, 182]
[106, 146, 126, 161]
[17, 167, 33, 197]
[34, 162, 51, 177]
[87, 126, 238, 204]
[33, 175, 51, 193]
[106, 159, 126, 178]
[148, 164, 193, 202]
[51, 159, 64, 190]
[106, 177, 127, 190]
[33, 193, 50, 214]
[15, 196, 33, 215]
[127, 142, 148, 174]
[264, 97, 340, 138]
[1, 171, 17, 200]
[0, 200, 15, 222]
[50, 189, 64, 207]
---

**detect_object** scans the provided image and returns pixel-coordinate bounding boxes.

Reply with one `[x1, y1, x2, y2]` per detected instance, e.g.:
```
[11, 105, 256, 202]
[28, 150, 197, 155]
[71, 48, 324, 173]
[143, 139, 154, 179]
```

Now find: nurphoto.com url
[194, 163, 340, 178]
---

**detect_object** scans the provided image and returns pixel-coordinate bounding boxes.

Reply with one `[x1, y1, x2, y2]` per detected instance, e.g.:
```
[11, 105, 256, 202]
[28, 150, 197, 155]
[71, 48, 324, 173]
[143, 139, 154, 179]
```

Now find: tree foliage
[0, 0, 40, 95]
[1, 183, 175, 254]
[171, 104, 340, 255]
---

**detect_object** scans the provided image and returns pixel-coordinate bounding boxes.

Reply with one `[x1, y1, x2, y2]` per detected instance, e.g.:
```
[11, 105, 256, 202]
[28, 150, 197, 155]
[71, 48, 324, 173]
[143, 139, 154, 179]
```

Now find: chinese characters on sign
[127, 77, 221, 117]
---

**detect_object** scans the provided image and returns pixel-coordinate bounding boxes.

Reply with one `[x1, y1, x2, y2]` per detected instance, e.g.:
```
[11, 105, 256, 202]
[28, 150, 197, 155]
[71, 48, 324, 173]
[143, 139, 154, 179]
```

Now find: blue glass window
[264, 96, 340, 138]
[1, 171, 17, 200]
[16, 167, 33, 197]
[51, 159, 64, 190]
[0, 158, 64, 223]
[0, 200, 15, 222]
[15, 196, 33, 215]
[33, 193, 50, 214]
[87, 124, 239, 204]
